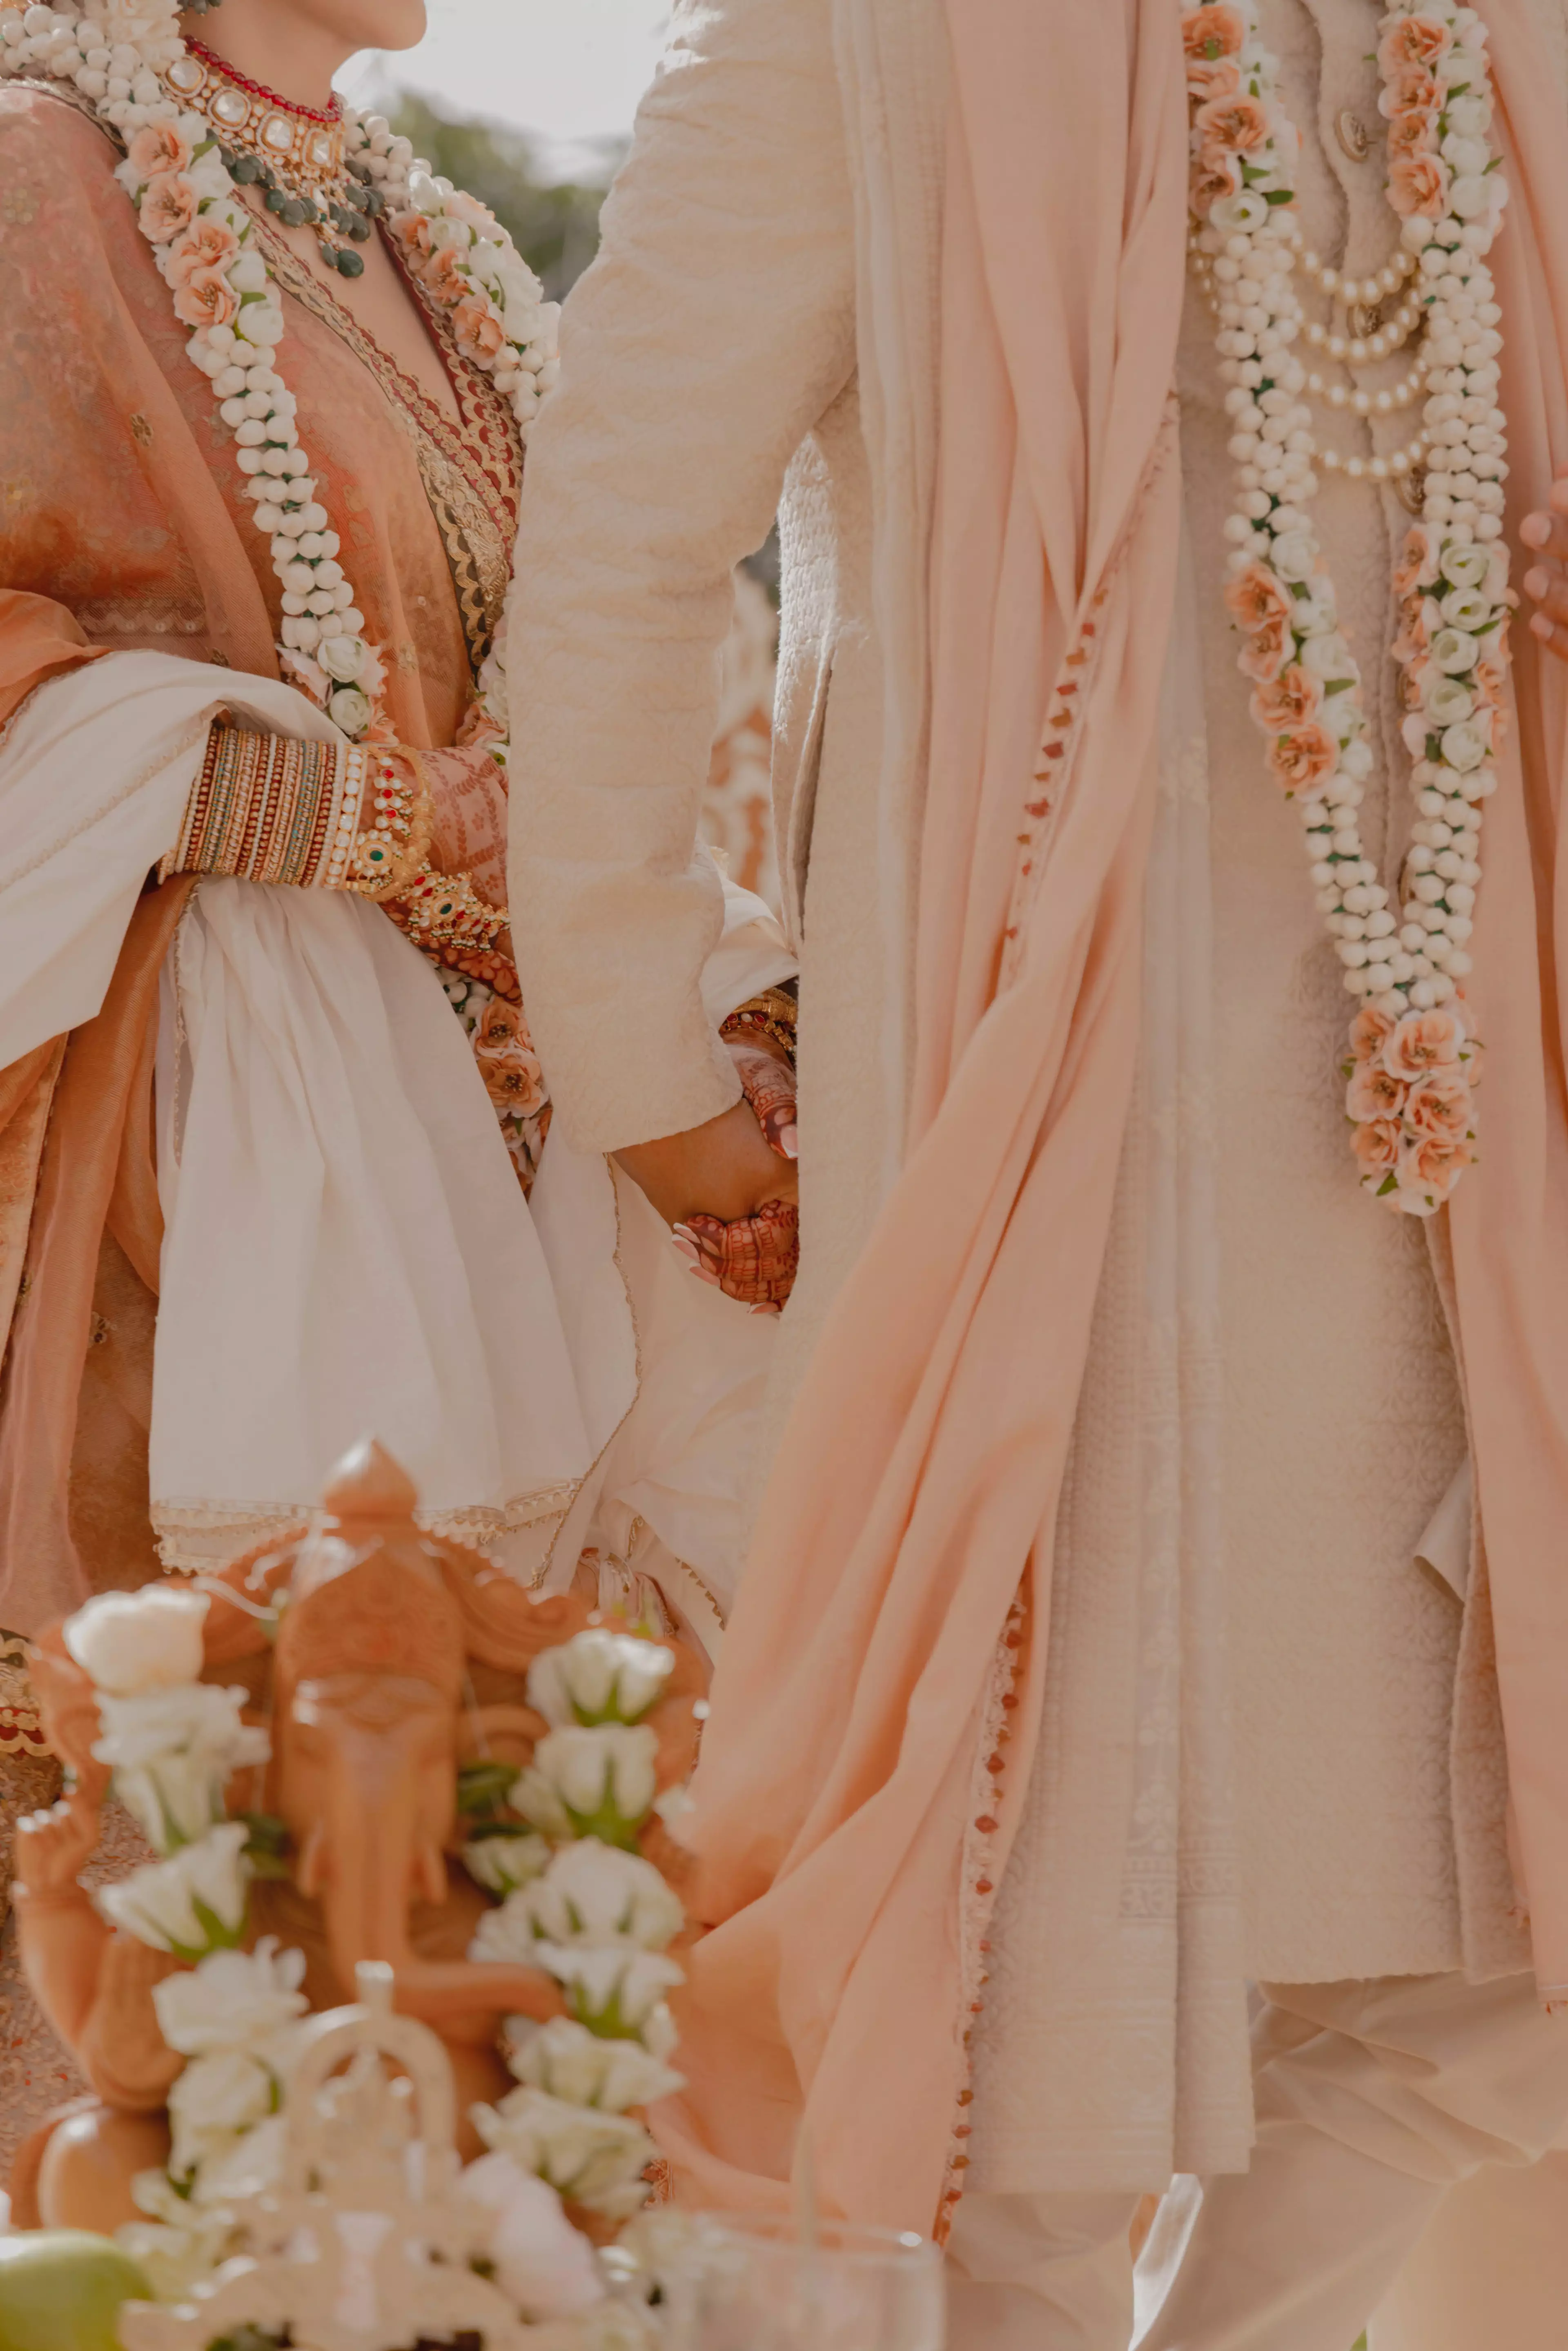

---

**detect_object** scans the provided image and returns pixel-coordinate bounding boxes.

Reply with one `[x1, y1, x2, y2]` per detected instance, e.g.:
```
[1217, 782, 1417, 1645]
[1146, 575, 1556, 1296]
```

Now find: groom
[505, 1, 1568, 2344]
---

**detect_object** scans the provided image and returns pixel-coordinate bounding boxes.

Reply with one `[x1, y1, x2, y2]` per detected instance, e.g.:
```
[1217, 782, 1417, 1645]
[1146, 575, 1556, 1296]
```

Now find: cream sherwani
[506, 0, 1568, 2332]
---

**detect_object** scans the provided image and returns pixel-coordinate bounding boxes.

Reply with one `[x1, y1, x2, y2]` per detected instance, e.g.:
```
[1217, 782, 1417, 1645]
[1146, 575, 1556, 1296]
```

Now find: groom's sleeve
[504, 0, 855, 1156]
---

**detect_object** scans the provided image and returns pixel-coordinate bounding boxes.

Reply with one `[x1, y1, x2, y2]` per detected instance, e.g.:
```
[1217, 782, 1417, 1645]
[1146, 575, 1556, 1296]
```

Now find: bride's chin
[315, 0, 430, 56]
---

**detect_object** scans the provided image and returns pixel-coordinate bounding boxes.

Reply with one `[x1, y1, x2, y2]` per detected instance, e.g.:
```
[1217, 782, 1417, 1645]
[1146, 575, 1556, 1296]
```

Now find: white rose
[1448, 173, 1492, 220]
[65, 1585, 208, 1693]
[110, 1747, 225, 1853]
[506, 2016, 684, 2113]
[474, 2088, 657, 2220]
[462, 1831, 551, 1898]
[1299, 632, 1353, 680]
[152, 1938, 307, 2056]
[95, 1820, 251, 1957]
[512, 1725, 659, 1843]
[1429, 628, 1480, 677]
[1209, 189, 1271, 234]
[528, 1631, 675, 1730]
[519, 1840, 684, 1952]
[1439, 587, 1492, 633]
[94, 1682, 268, 1855]
[1445, 94, 1491, 136]
[459, 2152, 606, 2317]
[166, 2046, 274, 2181]
[535, 1945, 684, 2039]
[326, 686, 370, 735]
[1425, 676, 1475, 724]
[407, 167, 444, 215]
[1441, 720, 1488, 771]
[318, 632, 366, 682]
[1441, 135, 1489, 175]
[1268, 531, 1315, 583]
[1325, 689, 1360, 744]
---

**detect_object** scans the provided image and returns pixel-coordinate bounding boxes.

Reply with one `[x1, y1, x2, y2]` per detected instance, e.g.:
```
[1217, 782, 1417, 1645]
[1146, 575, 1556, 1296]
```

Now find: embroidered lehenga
[0, 75, 789, 2165]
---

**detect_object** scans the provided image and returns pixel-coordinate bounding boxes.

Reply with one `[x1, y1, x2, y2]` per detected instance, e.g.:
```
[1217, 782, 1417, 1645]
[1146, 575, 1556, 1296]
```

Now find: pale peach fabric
[657, 0, 1568, 2239]
[655, 0, 1190, 2236]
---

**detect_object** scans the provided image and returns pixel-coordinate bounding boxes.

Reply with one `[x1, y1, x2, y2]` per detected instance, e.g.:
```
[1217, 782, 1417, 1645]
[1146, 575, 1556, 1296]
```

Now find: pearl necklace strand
[1182, 0, 1509, 1217]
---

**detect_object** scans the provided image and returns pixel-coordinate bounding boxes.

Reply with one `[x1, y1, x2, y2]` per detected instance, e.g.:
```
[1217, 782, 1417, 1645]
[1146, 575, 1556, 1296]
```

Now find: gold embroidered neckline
[248, 212, 523, 676]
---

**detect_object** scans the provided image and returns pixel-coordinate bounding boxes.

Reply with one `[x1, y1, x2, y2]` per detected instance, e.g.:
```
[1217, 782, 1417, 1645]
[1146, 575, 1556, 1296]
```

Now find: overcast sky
[336, 0, 670, 181]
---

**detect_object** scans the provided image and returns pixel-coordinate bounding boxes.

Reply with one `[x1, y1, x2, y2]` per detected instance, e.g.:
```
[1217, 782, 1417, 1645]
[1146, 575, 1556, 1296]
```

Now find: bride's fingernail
[780, 1125, 799, 1160]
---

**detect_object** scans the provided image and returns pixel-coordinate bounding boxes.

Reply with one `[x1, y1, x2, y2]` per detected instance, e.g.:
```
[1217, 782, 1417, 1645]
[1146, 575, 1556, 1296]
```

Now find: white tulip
[326, 686, 370, 735]
[1424, 676, 1474, 725]
[1429, 628, 1480, 677]
[505, 2016, 684, 2113]
[535, 1944, 685, 2040]
[462, 1831, 551, 1898]
[474, 2087, 657, 2220]
[1441, 720, 1489, 771]
[528, 1631, 675, 1729]
[116, 2210, 236, 2304]
[520, 1841, 683, 1953]
[64, 1584, 207, 1693]
[1440, 543, 1493, 593]
[318, 631, 366, 682]
[152, 1938, 307, 2056]
[512, 1725, 659, 1844]
[166, 2045, 274, 2182]
[95, 1821, 251, 1957]
[458, 2151, 606, 2317]
[94, 1682, 268, 1855]
[189, 2110, 286, 2207]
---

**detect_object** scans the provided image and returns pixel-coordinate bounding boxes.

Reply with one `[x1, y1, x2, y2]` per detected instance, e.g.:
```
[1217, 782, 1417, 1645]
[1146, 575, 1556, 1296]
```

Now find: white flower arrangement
[1184, 0, 1508, 1214]
[528, 1629, 677, 1730]
[54, 1573, 694, 2329]
[510, 1724, 661, 1847]
[0, 0, 555, 747]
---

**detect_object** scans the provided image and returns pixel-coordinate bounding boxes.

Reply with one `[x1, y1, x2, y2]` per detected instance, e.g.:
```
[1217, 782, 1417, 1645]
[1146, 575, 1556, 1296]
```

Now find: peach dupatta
[659, 0, 1568, 2237]
[657, 0, 1190, 2236]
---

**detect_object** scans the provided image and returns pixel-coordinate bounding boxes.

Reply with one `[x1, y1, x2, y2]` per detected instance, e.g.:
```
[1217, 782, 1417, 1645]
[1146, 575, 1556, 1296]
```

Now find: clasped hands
[616, 1034, 799, 1313]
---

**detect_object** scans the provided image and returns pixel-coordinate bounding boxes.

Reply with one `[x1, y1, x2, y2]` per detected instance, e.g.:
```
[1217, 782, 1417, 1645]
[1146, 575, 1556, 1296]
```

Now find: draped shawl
[656, 0, 1568, 2237]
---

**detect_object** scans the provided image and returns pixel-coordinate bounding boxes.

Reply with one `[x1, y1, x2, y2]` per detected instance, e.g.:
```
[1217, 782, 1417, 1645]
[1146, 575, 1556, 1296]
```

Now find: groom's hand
[615, 1091, 799, 1228]
[1521, 473, 1568, 661]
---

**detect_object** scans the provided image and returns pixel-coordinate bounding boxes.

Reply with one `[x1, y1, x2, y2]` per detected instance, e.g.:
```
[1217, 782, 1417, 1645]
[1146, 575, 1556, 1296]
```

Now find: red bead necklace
[183, 35, 341, 127]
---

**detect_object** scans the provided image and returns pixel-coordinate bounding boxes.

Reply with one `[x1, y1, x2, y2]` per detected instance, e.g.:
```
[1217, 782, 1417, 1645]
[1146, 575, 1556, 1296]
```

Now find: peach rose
[1399, 1132, 1473, 1202]
[1381, 68, 1441, 120]
[1389, 154, 1449, 218]
[1190, 157, 1240, 216]
[427, 246, 470, 307]
[1251, 662, 1323, 733]
[1266, 723, 1339, 794]
[480, 1049, 546, 1119]
[1474, 655, 1508, 714]
[1196, 93, 1271, 156]
[1347, 1062, 1408, 1122]
[138, 171, 198, 245]
[1461, 1034, 1486, 1088]
[1187, 58, 1242, 105]
[394, 212, 433, 261]
[1404, 1068, 1472, 1143]
[1238, 606, 1293, 684]
[1225, 562, 1295, 636]
[1352, 1117, 1403, 1178]
[452, 294, 507, 362]
[127, 122, 192, 180]
[1349, 1005, 1396, 1064]
[171, 263, 239, 331]
[1383, 1007, 1464, 1081]
[1181, 4, 1245, 59]
[474, 997, 528, 1054]
[1378, 15, 1452, 73]
[166, 216, 240, 291]
[1387, 109, 1436, 159]
[1393, 527, 1440, 599]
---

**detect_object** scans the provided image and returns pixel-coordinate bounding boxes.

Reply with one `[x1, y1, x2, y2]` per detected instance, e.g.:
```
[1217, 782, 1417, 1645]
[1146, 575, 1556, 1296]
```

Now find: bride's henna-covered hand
[729, 1038, 798, 1161]
[673, 1198, 799, 1313]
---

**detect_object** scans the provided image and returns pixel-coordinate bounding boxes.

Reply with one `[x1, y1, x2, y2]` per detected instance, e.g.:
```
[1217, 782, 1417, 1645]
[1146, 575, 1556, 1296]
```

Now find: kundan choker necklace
[1183, 0, 1509, 1218]
[165, 37, 374, 276]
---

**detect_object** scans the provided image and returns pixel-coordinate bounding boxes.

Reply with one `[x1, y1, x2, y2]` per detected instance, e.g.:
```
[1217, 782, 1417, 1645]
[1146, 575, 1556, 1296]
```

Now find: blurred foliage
[388, 93, 625, 300]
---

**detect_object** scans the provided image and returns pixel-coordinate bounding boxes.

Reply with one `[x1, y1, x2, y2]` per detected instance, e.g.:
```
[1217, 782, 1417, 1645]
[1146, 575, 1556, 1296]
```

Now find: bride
[0, 0, 797, 1649]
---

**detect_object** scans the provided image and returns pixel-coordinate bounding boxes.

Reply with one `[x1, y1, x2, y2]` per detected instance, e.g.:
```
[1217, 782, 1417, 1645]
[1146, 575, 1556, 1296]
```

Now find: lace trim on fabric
[152, 1482, 578, 1572]
[250, 215, 523, 676]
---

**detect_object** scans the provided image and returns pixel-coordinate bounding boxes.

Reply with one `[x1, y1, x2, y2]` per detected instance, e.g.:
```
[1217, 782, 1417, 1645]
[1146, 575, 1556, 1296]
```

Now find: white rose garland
[0, 0, 555, 747]
[1183, 0, 1509, 1214]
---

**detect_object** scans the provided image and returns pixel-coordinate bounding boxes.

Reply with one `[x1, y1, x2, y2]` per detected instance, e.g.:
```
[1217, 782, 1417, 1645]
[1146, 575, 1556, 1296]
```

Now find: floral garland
[60, 1585, 691, 2333]
[1184, 0, 1508, 1214]
[0, 0, 557, 749]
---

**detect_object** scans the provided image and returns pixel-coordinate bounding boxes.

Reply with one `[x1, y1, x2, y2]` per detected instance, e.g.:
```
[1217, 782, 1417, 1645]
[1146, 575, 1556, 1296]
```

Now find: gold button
[1336, 108, 1370, 162]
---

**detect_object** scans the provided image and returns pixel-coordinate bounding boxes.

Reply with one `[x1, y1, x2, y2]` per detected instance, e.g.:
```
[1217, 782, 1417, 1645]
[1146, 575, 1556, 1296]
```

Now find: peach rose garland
[0, 0, 558, 752]
[1185, 0, 1506, 1214]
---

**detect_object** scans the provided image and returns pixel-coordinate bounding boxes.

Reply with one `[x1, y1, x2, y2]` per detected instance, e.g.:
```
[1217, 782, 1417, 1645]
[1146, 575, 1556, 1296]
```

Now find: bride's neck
[176, 7, 352, 115]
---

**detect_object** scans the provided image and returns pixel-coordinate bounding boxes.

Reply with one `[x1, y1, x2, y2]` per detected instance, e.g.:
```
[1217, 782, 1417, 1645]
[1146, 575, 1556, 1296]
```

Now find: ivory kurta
[507, 0, 1568, 2202]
